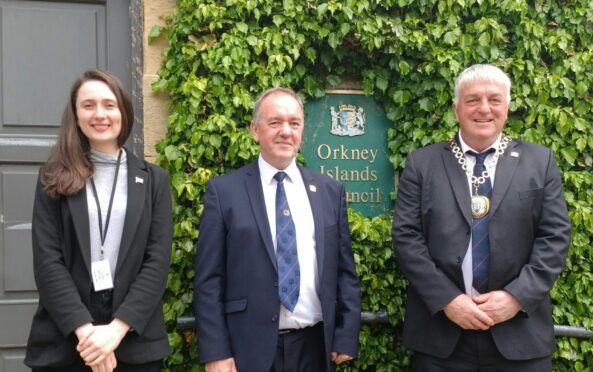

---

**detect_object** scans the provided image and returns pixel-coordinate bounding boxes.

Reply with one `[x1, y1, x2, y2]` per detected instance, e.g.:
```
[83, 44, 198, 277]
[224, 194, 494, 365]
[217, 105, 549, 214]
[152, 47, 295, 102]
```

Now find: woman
[24, 70, 172, 372]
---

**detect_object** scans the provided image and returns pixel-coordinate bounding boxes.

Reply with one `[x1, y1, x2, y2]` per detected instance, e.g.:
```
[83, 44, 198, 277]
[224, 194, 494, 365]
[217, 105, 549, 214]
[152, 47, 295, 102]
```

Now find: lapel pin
[511, 152, 519, 158]
[309, 185, 317, 192]
[135, 176, 144, 184]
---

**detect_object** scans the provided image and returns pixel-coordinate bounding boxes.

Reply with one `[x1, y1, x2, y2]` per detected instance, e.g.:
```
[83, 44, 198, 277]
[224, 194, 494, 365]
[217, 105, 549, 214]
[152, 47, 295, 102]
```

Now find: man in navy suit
[392, 64, 571, 370]
[195, 87, 361, 371]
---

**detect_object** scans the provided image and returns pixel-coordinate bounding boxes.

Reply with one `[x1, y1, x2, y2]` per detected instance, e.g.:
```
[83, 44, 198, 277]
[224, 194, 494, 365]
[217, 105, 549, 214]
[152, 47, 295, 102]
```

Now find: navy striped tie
[274, 172, 300, 311]
[468, 150, 494, 293]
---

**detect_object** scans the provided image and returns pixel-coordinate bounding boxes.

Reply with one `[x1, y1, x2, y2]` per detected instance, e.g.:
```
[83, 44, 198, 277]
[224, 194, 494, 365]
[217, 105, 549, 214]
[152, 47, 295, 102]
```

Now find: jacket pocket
[518, 188, 543, 200]
[224, 298, 247, 314]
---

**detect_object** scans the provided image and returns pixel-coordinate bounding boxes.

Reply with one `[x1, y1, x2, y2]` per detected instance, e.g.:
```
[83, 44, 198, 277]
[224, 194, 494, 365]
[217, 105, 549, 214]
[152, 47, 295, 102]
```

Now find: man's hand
[77, 318, 129, 366]
[443, 294, 494, 330]
[75, 323, 95, 344]
[331, 352, 353, 364]
[474, 290, 522, 325]
[89, 352, 117, 372]
[205, 357, 237, 372]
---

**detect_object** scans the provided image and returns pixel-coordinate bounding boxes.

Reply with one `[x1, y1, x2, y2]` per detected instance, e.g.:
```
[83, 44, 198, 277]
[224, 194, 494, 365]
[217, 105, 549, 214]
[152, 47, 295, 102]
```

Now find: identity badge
[91, 260, 114, 291]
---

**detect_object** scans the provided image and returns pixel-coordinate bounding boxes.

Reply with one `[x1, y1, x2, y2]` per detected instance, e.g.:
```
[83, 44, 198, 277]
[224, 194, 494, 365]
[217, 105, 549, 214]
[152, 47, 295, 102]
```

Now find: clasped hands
[205, 352, 353, 372]
[74, 318, 130, 372]
[443, 290, 522, 330]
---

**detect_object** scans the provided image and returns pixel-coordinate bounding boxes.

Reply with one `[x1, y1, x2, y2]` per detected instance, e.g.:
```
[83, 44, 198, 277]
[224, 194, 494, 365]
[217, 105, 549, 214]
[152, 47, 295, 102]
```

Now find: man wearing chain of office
[392, 64, 571, 371]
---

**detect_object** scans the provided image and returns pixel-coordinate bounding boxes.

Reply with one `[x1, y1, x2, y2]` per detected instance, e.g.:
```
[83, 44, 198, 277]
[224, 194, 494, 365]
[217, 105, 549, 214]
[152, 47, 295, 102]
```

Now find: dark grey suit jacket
[24, 149, 172, 368]
[194, 160, 361, 372]
[392, 138, 571, 360]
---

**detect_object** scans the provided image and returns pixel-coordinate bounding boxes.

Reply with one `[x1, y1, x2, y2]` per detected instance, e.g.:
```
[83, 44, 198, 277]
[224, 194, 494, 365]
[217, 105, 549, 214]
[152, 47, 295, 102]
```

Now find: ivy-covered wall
[151, 0, 593, 370]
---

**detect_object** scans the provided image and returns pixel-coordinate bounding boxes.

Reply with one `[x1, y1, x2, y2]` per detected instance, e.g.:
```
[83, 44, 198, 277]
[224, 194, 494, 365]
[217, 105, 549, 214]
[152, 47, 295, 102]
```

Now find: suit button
[274, 281, 278, 287]
[456, 256, 462, 264]
[271, 315, 278, 322]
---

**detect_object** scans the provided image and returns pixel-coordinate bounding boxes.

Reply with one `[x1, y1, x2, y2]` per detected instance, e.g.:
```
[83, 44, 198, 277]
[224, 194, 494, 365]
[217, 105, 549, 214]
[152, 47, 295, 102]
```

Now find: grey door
[0, 1, 132, 370]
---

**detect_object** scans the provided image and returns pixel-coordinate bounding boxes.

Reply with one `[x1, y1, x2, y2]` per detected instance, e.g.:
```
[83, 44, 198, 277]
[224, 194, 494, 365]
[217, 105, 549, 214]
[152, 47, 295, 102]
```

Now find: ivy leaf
[304, 47, 316, 62]
[273, 15, 285, 27]
[478, 32, 491, 46]
[398, 60, 411, 75]
[283, 0, 294, 11]
[236, 22, 248, 33]
[246, 35, 258, 46]
[576, 82, 587, 95]
[574, 117, 587, 132]
[391, 90, 412, 105]
[148, 25, 163, 43]
[418, 97, 434, 112]
[343, 6, 354, 20]
[340, 22, 351, 35]
[328, 32, 340, 49]
[170, 172, 187, 196]
[557, 111, 570, 136]
[151, 78, 168, 93]
[317, 3, 328, 17]
[327, 74, 341, 87]
[560, 147, 577, 165]
[443, 31, 457, 45]
[165, 145, 182, 161]
[376, 76, 388, 92]
[209, 134, 222, 148]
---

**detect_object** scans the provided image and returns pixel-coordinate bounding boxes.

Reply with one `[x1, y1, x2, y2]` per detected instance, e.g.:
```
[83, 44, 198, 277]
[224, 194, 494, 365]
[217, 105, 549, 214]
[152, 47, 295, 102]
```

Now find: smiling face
[75, 80, 122, 155]
[454, 80, 509, 152]
[250, 92, 304, 170]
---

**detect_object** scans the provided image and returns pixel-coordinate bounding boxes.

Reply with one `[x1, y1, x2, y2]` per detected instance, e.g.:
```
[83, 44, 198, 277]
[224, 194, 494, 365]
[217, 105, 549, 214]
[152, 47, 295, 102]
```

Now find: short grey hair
[453, 64, 511, 105]
[251, 87, 304, 124]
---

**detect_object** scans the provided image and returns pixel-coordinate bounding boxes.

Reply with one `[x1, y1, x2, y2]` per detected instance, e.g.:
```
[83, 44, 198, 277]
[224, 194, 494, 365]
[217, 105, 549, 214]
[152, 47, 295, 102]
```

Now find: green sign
[302, 92, 395, 217]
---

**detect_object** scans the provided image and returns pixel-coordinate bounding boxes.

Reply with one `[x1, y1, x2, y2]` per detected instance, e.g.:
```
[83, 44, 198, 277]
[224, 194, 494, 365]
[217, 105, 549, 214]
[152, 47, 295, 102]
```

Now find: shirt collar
[458, 132, 502, 155]
[258, 155, 299, 184]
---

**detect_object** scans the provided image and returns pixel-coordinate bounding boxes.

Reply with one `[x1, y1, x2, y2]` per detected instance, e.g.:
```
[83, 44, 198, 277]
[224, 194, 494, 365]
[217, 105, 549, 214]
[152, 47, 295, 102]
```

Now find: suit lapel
[442, 142, 472, 226]
[245, 161, 277, 271]
[490, 140, 520, 217]
[115, 149, 147, 275]
[67, 189, 92, 276]
[299, 166, 325, 279]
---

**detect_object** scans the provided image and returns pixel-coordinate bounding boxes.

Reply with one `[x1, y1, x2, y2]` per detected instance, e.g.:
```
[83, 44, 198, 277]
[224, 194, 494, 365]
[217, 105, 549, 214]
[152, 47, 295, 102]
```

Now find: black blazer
[392, 139, 571, 360]
[194, 161, 361, 372]
[24, 149, 173, 368]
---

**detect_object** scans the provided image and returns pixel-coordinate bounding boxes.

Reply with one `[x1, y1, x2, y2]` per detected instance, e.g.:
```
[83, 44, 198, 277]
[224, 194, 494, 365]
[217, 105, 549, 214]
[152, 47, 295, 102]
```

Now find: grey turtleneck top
[86, 149, 128, 278]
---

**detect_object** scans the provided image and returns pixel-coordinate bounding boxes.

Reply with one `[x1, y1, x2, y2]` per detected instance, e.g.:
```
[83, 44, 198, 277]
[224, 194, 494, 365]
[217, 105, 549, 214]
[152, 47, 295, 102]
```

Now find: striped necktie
[467, 149, 494, 293]
[274, 172, 300, 311]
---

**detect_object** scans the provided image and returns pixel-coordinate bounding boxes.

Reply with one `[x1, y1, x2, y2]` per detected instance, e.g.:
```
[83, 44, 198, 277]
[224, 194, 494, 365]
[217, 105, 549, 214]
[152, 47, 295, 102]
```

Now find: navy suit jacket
[25, 150, 172, 368]
[194, 160, 361, 371]
[392, 138, 571, 360]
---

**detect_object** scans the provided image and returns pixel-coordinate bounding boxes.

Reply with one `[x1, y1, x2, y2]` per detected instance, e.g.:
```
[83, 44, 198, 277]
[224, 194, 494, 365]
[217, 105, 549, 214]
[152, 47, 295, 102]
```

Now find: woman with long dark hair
[24, 70, 172, 372]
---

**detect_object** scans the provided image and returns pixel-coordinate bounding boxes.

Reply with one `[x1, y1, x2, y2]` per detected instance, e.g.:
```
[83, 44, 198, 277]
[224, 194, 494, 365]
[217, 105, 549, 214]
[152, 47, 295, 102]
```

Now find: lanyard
[90, 150, 122, 258]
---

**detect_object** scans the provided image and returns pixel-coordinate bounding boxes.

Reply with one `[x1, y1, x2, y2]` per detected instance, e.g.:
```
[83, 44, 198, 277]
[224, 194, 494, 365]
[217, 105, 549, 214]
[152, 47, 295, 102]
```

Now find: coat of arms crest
[329, 104, 365, 137]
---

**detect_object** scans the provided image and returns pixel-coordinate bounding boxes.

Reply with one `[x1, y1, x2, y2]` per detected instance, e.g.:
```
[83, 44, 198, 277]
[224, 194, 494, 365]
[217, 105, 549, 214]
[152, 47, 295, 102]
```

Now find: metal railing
[177, 312, 593, 339]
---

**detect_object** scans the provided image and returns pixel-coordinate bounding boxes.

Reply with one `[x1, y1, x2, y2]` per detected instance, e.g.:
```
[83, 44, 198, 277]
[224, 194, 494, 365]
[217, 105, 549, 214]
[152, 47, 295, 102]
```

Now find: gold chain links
[449, 135, 512, 192]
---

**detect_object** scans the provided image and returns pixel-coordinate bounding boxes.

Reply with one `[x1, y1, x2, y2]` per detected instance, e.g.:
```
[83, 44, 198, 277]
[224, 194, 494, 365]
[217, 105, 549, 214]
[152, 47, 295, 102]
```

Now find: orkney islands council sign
[302, 92, 395, 217]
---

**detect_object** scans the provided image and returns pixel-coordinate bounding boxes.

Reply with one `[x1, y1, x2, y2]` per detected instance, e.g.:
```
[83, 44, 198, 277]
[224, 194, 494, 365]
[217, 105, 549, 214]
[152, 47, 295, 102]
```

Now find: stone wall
[141, 0, 175, 162]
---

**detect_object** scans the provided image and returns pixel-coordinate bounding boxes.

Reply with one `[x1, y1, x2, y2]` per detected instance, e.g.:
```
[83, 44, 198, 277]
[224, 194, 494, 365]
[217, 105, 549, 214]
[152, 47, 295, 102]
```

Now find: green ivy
[152, 0, 593, 370]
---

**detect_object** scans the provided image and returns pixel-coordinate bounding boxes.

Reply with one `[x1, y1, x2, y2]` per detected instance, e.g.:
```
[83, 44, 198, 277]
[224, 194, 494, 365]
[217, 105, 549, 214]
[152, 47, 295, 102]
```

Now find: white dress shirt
[258, 155, 322, 329]
[459, 133, 501, 296]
